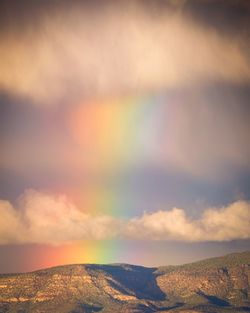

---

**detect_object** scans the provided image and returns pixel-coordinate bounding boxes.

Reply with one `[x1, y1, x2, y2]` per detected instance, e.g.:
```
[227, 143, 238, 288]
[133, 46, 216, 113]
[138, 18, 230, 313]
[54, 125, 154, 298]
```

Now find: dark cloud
[183, 0, 250, 35]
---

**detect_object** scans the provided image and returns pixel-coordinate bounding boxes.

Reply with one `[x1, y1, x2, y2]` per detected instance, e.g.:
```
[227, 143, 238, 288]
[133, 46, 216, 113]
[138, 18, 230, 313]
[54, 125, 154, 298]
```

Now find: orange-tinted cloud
[0, 190, 249, 244]
[0, 2, 249, 105]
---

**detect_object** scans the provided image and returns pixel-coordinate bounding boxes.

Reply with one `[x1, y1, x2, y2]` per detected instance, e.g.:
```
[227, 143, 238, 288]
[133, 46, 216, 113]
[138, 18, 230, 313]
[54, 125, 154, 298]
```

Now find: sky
[0, 0, 250, 273]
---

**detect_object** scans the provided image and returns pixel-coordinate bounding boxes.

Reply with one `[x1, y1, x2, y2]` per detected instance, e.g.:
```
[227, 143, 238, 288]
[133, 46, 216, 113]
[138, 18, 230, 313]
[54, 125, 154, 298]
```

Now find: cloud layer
[0, 190, 249, 244]
[127, 201, 250, 241]
[0, 1, 249, 104]
[0, 190, 118, 245]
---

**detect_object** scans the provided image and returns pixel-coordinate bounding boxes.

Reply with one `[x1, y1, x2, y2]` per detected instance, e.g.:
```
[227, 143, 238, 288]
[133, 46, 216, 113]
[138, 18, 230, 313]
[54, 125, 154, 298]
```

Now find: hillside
[0, 251, 249, 313]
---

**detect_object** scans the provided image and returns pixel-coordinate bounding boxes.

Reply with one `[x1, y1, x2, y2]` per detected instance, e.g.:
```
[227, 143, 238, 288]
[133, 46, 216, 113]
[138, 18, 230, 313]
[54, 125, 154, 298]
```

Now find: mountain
[0, 251, 249, 313]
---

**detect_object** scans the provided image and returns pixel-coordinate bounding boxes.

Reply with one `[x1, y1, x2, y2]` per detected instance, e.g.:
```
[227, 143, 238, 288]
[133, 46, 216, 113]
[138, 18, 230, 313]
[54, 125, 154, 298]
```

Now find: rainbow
[25, 94, 179, 270]
[69, 94, 177, 171]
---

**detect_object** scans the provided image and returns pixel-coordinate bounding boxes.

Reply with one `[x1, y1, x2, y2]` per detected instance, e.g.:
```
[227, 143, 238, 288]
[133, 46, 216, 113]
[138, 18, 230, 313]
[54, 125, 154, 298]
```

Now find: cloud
[126, 201, 250, 241]
[0, 1, 249, 105]
[0, 190, 119, 245]
[0, 190, 249, 244]
[0, 200, 20, 244]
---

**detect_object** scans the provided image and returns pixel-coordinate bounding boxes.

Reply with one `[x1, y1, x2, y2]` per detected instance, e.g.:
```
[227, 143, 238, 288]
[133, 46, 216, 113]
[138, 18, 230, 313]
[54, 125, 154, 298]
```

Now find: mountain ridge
[3, 250, 250, 276]
[0, 251, 249, 313]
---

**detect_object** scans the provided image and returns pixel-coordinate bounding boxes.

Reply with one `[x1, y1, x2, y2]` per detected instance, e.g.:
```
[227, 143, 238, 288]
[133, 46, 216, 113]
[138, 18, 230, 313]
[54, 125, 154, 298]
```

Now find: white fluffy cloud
[0, 2, 249, 105]
[126, 201, 250, 241]
[0, 190, 119, 245]
[0, 190, 249, 244]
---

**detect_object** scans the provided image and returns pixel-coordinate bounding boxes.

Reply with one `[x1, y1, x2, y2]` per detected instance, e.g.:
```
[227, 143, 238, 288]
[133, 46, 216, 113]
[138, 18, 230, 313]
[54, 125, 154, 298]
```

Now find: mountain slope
[0, 251, 249, 313]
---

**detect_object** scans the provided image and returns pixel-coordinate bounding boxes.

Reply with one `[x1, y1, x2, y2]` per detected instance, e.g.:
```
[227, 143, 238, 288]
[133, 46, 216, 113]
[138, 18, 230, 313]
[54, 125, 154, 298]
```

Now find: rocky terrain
[0, 251, 249, 313]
